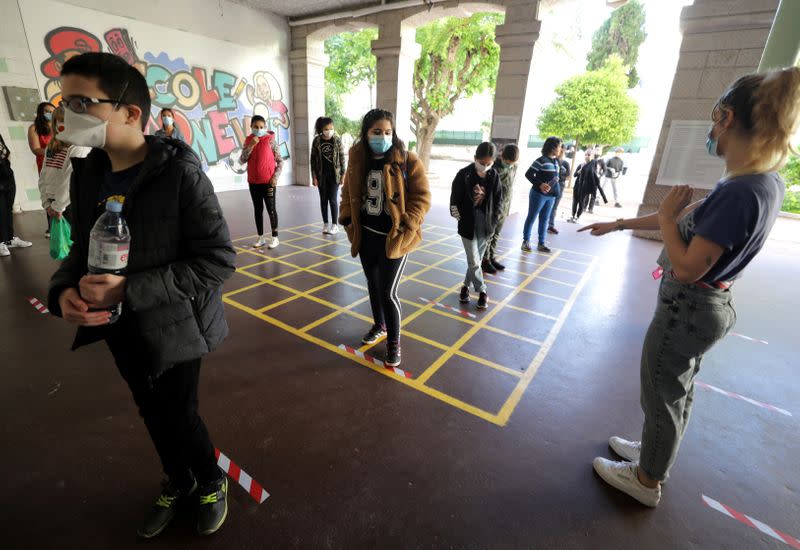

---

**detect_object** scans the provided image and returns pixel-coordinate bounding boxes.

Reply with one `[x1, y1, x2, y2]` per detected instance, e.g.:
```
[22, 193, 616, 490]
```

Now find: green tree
[586, 0, 646, 88]
[780, 154, 800, 213]
[324, 29, 378, 137]
[412, 13, 504, 168]
[538, 55, 639, 175]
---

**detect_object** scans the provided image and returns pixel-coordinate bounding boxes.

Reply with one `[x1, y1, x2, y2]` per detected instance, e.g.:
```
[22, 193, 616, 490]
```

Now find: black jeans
[0, 177, 15, 243]
[106, 330, 221, 489]
[318, 178, 339, 224]
[549, 183, 564, 228]
[249, 183, 278, 237]
[359, 228, 408, 344]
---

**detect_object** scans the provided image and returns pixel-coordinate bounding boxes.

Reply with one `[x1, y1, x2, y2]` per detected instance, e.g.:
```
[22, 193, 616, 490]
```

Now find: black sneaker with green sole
[137, 479, 197, 539]
[197, 476, 228, 536]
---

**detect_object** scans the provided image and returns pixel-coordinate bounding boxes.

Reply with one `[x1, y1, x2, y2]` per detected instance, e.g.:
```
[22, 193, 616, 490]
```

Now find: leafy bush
[780, 154, 800, 214]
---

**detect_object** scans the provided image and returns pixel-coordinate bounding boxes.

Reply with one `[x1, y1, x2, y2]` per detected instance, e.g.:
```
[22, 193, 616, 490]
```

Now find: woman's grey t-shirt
[657, 172, 785, 283]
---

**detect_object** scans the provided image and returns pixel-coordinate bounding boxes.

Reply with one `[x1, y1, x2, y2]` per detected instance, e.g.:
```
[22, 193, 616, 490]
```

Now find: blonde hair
[718, 66, 800, 176]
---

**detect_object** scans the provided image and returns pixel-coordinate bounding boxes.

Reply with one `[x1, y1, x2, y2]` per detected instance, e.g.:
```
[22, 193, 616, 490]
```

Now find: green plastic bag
[49, 216, 73, 260]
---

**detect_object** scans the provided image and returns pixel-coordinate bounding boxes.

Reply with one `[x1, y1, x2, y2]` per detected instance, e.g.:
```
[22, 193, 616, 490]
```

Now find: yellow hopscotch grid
[223, 222, 594, 426]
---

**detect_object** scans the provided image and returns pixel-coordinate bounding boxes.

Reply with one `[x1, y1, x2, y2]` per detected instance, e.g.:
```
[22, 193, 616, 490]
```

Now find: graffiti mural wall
[20, 0, 292, 191]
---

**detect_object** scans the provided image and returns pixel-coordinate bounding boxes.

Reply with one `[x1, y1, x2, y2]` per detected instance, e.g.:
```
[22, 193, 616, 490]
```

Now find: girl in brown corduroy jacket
[339, 108, 431, 367]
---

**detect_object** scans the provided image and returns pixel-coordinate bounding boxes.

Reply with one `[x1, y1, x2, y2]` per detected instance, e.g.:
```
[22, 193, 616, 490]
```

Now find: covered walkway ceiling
[231, 0, 439, 19]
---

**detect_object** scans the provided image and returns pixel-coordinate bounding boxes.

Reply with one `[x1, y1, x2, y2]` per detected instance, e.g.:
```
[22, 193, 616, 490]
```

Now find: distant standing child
[38, 105, 91, 226]
[154, 108, 185, 142]
[242, 115, 283, 249]
[482, 143, 519, 274]
[451, 142, 503, 310]
[548, 148, 570, 235]
[603, 147, 626, 208]
[522, 136, 562, 253]
[310, 116, 346, 235]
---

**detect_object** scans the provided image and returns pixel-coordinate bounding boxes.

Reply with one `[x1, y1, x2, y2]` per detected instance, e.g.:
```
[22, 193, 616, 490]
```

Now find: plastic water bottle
[87, 200, 131, 323]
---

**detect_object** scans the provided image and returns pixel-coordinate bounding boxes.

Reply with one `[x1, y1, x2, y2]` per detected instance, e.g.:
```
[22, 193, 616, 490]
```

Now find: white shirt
[38, 145, 91, 212]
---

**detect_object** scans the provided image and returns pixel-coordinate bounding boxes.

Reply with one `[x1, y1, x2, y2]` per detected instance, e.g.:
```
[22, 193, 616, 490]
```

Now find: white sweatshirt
[38, 145, 91, 212]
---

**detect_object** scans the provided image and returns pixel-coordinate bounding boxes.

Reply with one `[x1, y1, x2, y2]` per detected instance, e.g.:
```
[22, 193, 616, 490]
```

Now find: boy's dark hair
[501, 143, 520, 162]
[541, 136, 562, 156]
[358, 109, 405, 167]
[34, 102, 55, 136]
[251, 115, 266, 125]
[475, 142, 496, 159]
[315, 116, 333, 135]
[60, 52, 151, 131]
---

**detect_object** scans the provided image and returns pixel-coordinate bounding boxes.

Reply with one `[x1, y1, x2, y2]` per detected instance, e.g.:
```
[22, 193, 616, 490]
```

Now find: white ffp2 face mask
[323, 130, 334, 139]
[58, 109, 108, 149]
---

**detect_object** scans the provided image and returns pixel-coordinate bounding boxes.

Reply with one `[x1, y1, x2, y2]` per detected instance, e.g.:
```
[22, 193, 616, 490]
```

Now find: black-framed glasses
[62, 80, 130, 114]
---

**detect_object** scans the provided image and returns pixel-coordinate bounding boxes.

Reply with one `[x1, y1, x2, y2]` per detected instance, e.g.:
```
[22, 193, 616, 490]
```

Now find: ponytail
[751, 66, 800, 173]
[719, 66, 800, 175]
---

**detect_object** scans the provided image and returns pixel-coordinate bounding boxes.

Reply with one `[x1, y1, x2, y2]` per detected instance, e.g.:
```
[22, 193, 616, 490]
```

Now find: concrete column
[372, 19, 421, 144]
[289, 36, 328, 186]
[489, 0, 541, 149]
[759, 0, 800, 70]
[635, 0, 779, 239]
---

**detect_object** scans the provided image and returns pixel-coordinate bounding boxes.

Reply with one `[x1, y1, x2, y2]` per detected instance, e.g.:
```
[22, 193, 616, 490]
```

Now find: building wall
[0, 0, 291, 212]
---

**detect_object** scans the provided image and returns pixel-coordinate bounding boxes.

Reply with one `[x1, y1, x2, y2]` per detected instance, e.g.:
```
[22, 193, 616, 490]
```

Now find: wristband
[615, 218, 625, 231]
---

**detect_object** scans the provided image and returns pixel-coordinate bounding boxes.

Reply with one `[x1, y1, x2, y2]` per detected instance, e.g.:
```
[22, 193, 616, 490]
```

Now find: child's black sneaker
[459, 286, 470, 304]
[385, 342, 401, 367]
[196, 476, 228, 536]
[481, 258, 497, 274]
[361, 324, 387, 344]
[537, 244, 552, 253]
[477, 292, 488, 310]
[490, 258, 505, 271]
[137, 478, 197, 539]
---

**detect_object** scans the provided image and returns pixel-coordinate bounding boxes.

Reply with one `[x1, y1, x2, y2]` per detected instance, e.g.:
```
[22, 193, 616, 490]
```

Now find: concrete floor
[2, 185, 798, 549]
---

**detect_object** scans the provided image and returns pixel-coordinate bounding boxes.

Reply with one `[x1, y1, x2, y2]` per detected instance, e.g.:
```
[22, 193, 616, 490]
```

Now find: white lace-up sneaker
[593, 458, 661, 507]
[609, 436, 641, 462]
[322, 223, 330, 235]
[8, 236, 32, 248]
[0, 243, 10, 257]
[253, 236, 267, 248]
[267, 236, 279, 249]
[329, 224, 339, 235]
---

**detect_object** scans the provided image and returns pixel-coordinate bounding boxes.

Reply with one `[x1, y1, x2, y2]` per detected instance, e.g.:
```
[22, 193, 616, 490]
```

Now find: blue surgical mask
[705, 134, 719, 157]
[368, 134, 393, 154]
[253, 128, 267, 138]
[44, 112, 53, 121]
[162, 116, 174, 127]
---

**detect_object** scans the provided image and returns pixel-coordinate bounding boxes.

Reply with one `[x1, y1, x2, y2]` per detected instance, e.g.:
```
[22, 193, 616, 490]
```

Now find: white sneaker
[8, 236, 32, 248]
[322, 223, 330, 235]
[44, 231, 51, 239]
[593, 457, 661, 507]
[267, 236, 279, 249]
[253, 236, 267, 248]
[0, 243, 10, 257]
[609, 436, 641, 462]
[329, 224, 339, 235]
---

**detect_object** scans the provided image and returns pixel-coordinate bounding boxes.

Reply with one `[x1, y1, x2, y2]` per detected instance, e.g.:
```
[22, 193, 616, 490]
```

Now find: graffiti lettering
[39, 25, 291, 172]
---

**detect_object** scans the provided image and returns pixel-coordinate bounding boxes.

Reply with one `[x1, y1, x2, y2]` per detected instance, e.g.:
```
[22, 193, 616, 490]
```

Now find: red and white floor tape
[695, 381, 791, 417]
[729, 332, 769, 345]
[28, 297, 49, 315]
[215, 448, 269, 504]
[703, 495, 800, 549]
[338, 344, 413, 379]
[418, 297, 477, 319]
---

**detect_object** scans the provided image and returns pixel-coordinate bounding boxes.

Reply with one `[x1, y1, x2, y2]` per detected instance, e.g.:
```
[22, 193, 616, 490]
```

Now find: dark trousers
[106, 332, 221, 490]
[359, 228, 408, 344]
[0, 178, 15, 243]
[549, 184, 564, 228]
[318, 179, 339, 224]
[248, 183, 278, 236]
